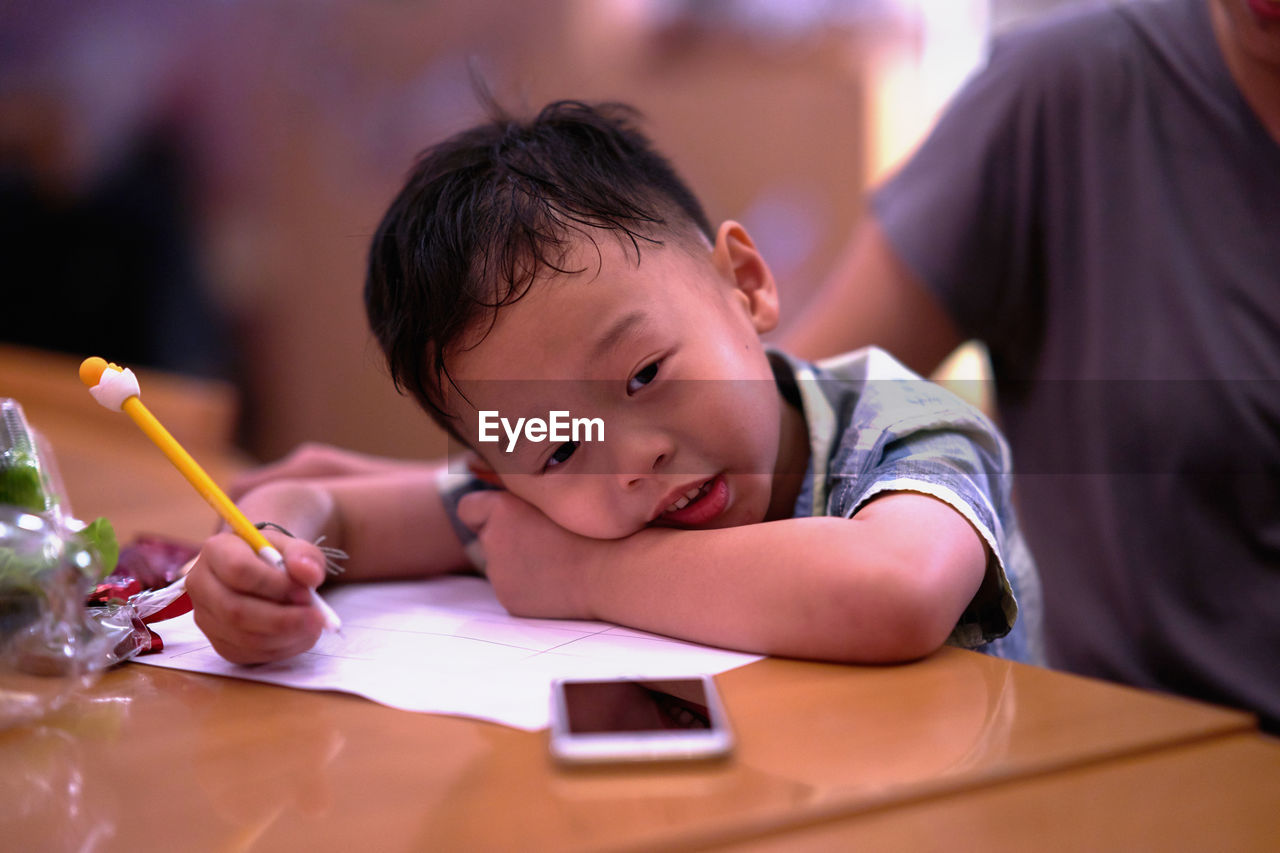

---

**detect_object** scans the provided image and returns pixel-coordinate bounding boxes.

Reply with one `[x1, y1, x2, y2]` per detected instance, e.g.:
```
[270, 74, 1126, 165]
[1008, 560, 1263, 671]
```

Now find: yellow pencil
[79, 356, 342, 633]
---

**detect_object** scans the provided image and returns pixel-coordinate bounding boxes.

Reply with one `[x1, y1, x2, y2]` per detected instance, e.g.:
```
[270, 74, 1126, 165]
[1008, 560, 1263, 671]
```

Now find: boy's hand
[185, 529, 329, 664]
[458, 491, 595, 620]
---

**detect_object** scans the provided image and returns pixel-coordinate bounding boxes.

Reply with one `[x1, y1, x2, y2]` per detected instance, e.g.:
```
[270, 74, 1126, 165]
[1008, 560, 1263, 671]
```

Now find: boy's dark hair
[364, 99, 714, 434]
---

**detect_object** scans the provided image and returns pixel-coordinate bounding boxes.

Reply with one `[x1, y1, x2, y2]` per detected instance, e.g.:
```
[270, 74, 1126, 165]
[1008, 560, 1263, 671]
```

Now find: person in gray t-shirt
[784, 0, 1280, 731]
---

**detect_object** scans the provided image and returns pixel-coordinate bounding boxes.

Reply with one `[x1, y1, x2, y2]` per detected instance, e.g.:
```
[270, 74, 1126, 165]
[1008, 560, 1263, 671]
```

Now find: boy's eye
[627, 360, 661, 395]
[544, 441, 579, 471]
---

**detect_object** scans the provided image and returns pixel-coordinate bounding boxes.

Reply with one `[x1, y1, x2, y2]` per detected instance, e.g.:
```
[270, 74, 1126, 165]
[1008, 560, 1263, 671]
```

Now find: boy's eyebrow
[588, 311, 649, 362]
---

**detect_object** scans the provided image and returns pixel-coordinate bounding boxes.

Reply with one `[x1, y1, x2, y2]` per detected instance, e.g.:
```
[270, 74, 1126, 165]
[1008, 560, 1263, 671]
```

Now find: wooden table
[3, 346, 1277, 851]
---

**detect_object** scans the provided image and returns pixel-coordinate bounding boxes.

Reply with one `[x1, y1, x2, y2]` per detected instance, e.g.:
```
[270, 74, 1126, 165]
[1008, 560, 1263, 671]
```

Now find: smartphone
[549, 675, 734, 765]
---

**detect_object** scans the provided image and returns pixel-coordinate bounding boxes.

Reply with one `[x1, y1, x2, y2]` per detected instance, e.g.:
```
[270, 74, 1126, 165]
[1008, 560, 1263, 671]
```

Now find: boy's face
[447, 222, 800, 540]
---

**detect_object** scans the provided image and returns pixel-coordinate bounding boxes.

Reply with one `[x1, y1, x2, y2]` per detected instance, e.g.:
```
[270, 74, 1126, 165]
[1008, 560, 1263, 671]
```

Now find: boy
[186, 100, 1040, 666]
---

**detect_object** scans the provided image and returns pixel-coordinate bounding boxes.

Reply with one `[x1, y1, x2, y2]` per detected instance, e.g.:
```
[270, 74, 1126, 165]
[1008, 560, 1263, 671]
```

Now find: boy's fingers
[201, 592, 319, 642]
[200, 534, 300, 602]
[188, 553, 318, 636]
[193, 597, 323, 664]
[187, 534, 327, 664]
[457, 491, 497, 532]
[275, 537, 328, 593]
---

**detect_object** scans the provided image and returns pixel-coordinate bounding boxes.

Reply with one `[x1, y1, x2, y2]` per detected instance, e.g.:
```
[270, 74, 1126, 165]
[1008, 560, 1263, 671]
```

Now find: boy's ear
[711, 220, 779, 334]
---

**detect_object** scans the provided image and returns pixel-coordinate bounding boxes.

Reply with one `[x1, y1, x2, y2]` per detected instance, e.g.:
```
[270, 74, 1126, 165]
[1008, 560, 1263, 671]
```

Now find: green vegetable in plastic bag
[0, 401, 54, 513]
[0, 400, 117, 596]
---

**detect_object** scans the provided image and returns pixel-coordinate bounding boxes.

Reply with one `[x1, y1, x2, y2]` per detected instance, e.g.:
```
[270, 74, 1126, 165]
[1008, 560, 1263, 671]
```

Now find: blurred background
[1, 0, 1080, 464]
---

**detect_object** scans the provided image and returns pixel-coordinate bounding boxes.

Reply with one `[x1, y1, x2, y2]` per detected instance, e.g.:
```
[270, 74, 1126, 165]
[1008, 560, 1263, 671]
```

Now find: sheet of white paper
[133, 576, 762, 730]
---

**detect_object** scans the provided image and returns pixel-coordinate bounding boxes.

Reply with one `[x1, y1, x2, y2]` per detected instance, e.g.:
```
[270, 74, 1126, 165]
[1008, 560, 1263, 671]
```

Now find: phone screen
[561, 678, 713, 733]
[550, 676, 733, 764]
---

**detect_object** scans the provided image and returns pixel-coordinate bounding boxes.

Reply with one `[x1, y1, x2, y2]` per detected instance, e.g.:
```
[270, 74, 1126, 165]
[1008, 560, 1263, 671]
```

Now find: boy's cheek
[515, 484, 643, 542]
[558, 516, 645, 541]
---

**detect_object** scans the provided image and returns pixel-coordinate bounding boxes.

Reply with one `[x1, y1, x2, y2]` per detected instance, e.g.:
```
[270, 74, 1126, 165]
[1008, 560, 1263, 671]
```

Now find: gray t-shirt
[873, 0, 1280, 728]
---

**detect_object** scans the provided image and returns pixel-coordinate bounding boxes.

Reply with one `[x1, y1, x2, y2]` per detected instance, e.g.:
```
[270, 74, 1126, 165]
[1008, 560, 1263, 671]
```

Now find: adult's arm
[779, 213, 964, 377]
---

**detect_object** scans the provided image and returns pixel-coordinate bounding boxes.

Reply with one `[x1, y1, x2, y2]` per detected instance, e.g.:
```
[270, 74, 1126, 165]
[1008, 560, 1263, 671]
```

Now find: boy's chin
[563, 519, 650, 541]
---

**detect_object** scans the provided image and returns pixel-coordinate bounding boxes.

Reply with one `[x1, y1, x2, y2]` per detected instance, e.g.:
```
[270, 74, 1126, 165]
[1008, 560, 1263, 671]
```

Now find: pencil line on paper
[326, 629, 561, 655]
[523, 626, 615, 658]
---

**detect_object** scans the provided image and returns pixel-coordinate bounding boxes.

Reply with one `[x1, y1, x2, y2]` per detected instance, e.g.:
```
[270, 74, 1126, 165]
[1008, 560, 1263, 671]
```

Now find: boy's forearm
[579, 499, 984, 663]
[237, 467, 470, 583]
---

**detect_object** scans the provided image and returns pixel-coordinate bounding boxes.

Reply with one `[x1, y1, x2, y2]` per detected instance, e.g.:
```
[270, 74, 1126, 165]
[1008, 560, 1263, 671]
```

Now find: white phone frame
[549, 675, 734, 765]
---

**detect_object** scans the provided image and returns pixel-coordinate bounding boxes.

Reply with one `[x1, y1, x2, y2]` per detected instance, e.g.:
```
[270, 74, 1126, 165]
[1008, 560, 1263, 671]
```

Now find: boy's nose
[614, 430, 674, 490]
[622, 453, 666, 489]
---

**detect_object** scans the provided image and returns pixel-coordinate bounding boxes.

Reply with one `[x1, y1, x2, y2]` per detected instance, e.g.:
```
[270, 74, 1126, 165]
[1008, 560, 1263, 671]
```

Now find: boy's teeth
[666, 480, 710, 513]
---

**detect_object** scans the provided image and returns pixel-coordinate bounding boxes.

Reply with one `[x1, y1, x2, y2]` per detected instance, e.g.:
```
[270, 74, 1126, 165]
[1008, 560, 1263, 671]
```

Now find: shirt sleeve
[825, 372, 1021, 646]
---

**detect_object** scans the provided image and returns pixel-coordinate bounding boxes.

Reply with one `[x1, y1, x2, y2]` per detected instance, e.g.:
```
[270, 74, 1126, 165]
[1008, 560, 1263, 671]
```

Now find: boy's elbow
[817, 493, 986, 663]
[821, 555, 975, 664]
[881, 547, 984, 661]
[879, 587, 960, 662]
[849, 591, 954, 663]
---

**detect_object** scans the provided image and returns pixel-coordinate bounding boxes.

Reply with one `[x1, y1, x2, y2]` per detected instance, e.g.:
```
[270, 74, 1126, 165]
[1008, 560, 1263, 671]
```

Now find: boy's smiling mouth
[654, 474, 730, 526]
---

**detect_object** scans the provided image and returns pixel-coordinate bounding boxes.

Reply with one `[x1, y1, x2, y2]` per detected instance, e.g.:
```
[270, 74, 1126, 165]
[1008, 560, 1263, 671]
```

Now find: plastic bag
[1, 399, 117, 729]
